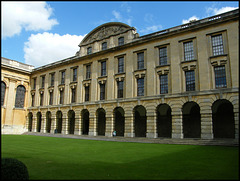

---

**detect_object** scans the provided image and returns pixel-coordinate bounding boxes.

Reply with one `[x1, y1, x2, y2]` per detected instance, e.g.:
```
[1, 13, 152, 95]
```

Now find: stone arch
[36, 112, 42, 132]
[96, 108, 106, 136]
[68, 110, 75, 134]
[81, 109, 89, 135]
[56, 111, 63, 134]
[156, 104, 172, 138]
[133, 105, 147, 137]
[212, 99, 235, 138]
[182, 101, 201, 138]
[46, 111, 52, 133]
[28, 112, 33, 132]
[113, 107, 125, 136]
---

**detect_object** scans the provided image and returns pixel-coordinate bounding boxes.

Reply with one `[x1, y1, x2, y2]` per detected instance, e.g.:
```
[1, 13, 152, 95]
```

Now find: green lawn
[1, 135, 239, 180]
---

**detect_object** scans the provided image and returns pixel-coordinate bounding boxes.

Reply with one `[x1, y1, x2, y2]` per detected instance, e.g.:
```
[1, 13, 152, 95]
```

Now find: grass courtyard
[1, 135, 239, 180]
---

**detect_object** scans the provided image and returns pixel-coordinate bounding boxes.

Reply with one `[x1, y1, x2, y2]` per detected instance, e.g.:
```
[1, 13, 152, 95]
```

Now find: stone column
[41, 111, 46, 133]
[61, 110, 68, 134]
[146, 109, 157, 138]
[200, 104, 213, 139]
[32, 112, 37, 132]
[105, 110, 114, 137]
[234, 105, 239, 139]
[124, 109, 134, 137]
[74, 110, 82, 135]
[88, 111, 97, 136]
[171, 108, 183, 139]
[50, 113, 56, 134]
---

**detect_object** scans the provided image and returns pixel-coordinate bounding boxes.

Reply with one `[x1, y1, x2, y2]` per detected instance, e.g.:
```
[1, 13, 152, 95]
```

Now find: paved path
[22, 132, 239, 147]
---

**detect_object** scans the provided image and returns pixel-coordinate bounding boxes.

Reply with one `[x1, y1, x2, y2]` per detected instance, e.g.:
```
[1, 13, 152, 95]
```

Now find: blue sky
[1, 1, 239, 67]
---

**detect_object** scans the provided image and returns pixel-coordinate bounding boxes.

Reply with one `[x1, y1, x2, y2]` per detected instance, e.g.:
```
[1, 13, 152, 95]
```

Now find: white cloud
[139, 25, 163, 34]
[111, 10, 132, 26]
[182, 16, 199, 24]
[1, 1, 58, 38]
[206, 6, 238, 16]
[24, 32, 85, 67]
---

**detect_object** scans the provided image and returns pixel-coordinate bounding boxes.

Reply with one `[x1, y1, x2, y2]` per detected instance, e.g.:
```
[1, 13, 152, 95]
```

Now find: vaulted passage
[97, 108, 106, 136]
[28, 112, 33, 132]
[37, 112, 42, 132]
[56, 111, 62, 133]
[114, 107, 125, 136]
[68, 110, 75, 134]
[82, 109, 89, 135]
[157, 104, 172, 138]
[182, 102, 201, 138]
[134, 106, 146, 137]
[46, 111, 52, 133]
[212, 99, 235, 138]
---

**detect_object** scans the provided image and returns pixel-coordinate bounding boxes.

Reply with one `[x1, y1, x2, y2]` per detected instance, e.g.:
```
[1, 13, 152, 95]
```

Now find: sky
[1, 1, 239, 68]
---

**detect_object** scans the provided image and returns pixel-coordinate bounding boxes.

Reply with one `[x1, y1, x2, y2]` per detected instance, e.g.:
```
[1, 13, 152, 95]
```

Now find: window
[31, 94, 35, 107]
[86, 65, 91, 79]
[50, 73, 55, 86]
[160, 74, 168, 94]
[1, 81, 6, 106]
[15, 85, 26, 108]
[184, 41, 194, 61]
[85, 86, 90, 102]
[59, 90, 64, 104]
[159, 47, 168, 65]
[49, 91, 53, 105]
[118, 57, 124, 73]
[87, 47, 92, 55]
[40, 93, 44, 106]
[118, 37, 124, 46]
[101, 61, 106, 76]
[73, 68, 77, 82]
[100, 83, 105, 100]
[102, 42, 107, 50]
[185, 70, 195, 91]
[61, 71, 65, 84]
[214, 66, 227, 88]
[33, 78, 36, 89]
[41, 76, 45, 88]
[137, 78, 144, 96]
[71, 88, 76, 103]
[137, 52, 144, 69]
[212, 34, 224, 56]
[117, 81, 124, 98]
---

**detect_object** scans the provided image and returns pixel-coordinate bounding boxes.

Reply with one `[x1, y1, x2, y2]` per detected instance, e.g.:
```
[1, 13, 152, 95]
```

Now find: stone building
[1, 9, 239, 140]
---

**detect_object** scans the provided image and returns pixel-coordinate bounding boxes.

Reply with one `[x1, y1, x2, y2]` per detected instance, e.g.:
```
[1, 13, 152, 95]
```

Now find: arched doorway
[97, 108, 106, 136]
[182, 102, 201, 138]
[134, 105, 147, 137]
[68, 110, 75, 134]
[28, 112, 33, 132]
[82, 109, 89, 135]
[157, 104, 172, 138]
[114, 107, 125, 136]
[56, 111, 62, 133]
[46, 111, 51, 133]
[212, 99, 235, 138]
[37, 112, 42, 132]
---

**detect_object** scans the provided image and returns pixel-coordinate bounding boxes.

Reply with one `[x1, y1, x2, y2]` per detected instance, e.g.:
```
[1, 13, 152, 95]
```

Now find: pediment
[80, 22, 134, 46]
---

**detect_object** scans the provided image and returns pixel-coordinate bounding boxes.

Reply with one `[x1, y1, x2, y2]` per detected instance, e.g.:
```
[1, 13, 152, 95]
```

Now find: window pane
[214, 66, 227, 88]
[137, 52, 144, 69]
[1, 82, 6, 106]
[51, 74, 55, 86]
[100, 84, 105, 100]
[60, 90, 64, 104]
[15, 85, 26, 108]
[86, 65, 91, 79]
[72, 88, 76, 103]
[32, 94, 35, 107]
[118, 37, 124, 46]
[185, 70, 195, 91]
[212, 35, 224, 56]
[40, 93, 44, 106]
[101, 61, 106, 76]
[184, 41, 194, 61]
[87, 47, 92, 55]
[159, 47, 168, 65]
[49, 92, 53, 105]
[102, 42, 107, 50]
[137, 78, 144, 96]
[73, 68, 77, 82]
[117, 81, 124, 98]
[61, 71, 65, 84]
[41, 76, 45, 88]
[85, 86, 90, 102]
[118, 57, 124, 73]
[160, 74, 168, 94]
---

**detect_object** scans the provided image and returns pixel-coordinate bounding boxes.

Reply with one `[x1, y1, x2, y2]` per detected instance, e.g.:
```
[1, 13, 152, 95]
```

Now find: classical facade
[1, 9, 239, 140]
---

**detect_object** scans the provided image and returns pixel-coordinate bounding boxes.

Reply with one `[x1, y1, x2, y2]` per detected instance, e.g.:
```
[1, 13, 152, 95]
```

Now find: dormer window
[118, 37, 124, 46]
[102, 42, 107, 50]
[87, 47, 92, 55]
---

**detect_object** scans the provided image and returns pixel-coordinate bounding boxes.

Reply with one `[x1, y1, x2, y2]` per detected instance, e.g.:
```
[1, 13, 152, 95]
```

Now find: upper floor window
[102, 42, 107, 50]
[85, 86, 90, 102]
[214, 66, 227, 88]
[33, 78, 36, 89]
[159, 74, 168, 94]
[87, 47, 92, 55]
[41, 76, 45, 88]
[137, 78, 144, 96]
[86, 64, 91, 79]
[1, 81, 6, 106]
[185, 70, 195, 91]
[15, 85, 26, 108]
[184, 41, 194, 61]
[211, 34, 224, 56]
[117, 81, 124, 98]
[61, 71, 65, 84]
[101, 61, 106, 76]
[40, 92, 44, 106]
[137, 52, 144, 70]
[118, 57, 124, 73]
[59, 90, 64, 104]
[73, 68, 77, 82]
[71, 88, 76, 103]
[159, 47, 168, 65]
[50, 73, 55, 87]
[118, 37, 124, 46]
[100, 83, 106, 100]
[49, 91, 53, 105]
[31, 94, 35, 107]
